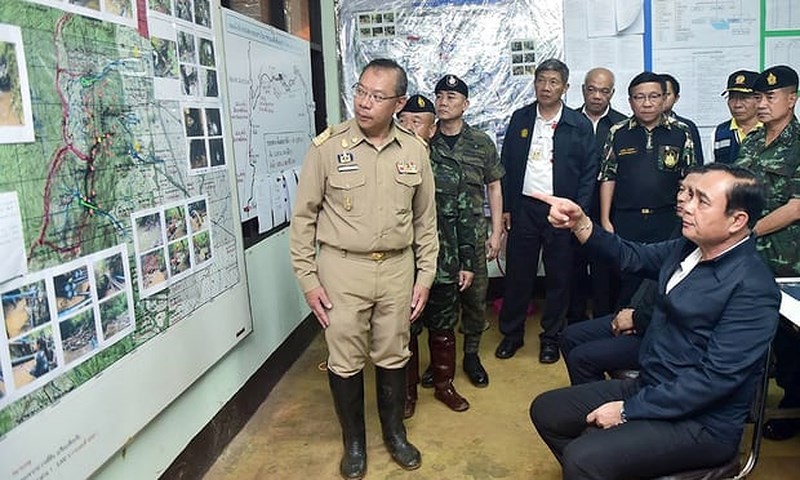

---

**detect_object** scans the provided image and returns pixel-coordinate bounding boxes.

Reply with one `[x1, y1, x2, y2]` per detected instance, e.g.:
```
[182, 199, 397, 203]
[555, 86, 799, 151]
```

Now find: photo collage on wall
[510, 39, 536, 76]
[132, 196, 213, 298]
[0, 245, 135, 408]
[147, 0, 223, 175]
[183, 104, 225, 173]
[357, 11, 397, 40]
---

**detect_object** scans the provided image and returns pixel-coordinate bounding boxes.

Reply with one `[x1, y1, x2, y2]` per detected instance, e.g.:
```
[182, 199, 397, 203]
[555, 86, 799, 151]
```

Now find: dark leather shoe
[764, 419, 800, 441]
[463, 353, 489, 387]
[420, 365, 433, 389]
[495, 337, 524, 359]
[539, 343, 560, 364]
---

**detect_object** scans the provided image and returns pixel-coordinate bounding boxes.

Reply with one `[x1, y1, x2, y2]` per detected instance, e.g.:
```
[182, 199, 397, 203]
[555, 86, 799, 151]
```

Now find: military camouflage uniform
[735, 115, 800, 276]
[413, 149, 477, 334]
[428, 122, 504, 353]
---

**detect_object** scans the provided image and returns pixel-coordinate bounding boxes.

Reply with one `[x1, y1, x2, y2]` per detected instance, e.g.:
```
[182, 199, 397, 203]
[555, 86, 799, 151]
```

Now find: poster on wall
[222, 9, 315, 232]
[0, 0, 247, 478]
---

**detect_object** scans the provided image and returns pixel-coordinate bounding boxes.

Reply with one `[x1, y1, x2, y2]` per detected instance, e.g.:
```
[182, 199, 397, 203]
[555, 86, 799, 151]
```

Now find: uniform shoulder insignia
[312, 127, 332, 147]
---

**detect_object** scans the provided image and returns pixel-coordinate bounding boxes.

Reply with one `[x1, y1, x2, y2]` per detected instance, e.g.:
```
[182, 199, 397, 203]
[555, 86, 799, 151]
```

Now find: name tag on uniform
[396, 161, 418, 174]
[337, 164, 360, 172]
[714, 139, 731, 149]
[618, 147, 638, 156]
[529, 142, 544, 162]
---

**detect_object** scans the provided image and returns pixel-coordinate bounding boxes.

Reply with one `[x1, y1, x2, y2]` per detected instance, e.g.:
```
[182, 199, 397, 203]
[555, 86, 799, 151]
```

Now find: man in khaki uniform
[290, 59, 438, 480]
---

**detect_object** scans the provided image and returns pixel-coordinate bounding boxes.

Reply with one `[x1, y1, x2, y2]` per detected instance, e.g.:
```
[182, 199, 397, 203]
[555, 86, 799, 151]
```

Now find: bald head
[582, 68, 616, 117]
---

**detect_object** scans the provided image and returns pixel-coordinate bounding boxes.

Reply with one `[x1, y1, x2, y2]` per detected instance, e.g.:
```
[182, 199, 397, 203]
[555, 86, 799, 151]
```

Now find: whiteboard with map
[222, 9, 314, 232]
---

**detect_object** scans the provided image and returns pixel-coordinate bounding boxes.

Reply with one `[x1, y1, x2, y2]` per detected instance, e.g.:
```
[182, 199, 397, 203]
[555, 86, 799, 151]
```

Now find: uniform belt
[322, 244, 407, 261]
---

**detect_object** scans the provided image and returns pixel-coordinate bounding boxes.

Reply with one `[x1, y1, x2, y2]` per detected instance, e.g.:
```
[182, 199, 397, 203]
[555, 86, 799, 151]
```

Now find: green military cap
[400, 94, 435, 114]
[753, 65, 798, 92]
[722, 70, 758, 95]
[435, 74, 469, 98]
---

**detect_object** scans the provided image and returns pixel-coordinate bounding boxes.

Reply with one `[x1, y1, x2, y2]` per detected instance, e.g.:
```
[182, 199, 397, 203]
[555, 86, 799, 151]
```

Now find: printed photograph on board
[2, 280, 50, 340]
[0, 25, 34, 143]
[59, 309, 98, 365]
[54, 266, 93, 319]
[10, 326, 56, 388]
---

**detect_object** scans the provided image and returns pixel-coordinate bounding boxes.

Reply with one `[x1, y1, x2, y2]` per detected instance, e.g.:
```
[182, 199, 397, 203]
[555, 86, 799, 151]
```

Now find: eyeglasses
[630, 93, 663, 103]
[352, 83, 403, 104]
[585, 86, 612, 96]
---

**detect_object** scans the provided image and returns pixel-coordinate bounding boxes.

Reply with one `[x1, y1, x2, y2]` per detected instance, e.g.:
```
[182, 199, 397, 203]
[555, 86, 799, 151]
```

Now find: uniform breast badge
[396, 161, 419, 174]
[663, 148, 678, 168]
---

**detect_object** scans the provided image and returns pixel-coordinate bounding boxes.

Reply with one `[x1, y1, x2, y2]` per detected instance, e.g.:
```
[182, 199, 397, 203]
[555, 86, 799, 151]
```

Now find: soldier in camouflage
[419, 74, 504, 389]
[735, 65, 800, 440]
[398, 94, 477, 415]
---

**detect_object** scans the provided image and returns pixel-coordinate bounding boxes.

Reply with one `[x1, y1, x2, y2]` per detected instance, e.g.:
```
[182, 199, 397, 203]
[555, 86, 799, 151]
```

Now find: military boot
[376, 366, 422, 470]
[328, 370, 367, 479]
[430, 329, 470, 412]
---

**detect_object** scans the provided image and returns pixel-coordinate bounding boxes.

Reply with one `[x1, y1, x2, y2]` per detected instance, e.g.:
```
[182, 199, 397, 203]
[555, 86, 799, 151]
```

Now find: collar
[537, 103, 563, 124]
[625, 113, 671, 131]
[581, 104, 610, 120]
[729, 118, 762, 136]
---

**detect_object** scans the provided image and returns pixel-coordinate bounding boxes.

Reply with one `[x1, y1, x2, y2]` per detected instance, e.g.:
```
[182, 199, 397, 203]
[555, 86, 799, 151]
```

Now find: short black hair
[628, 71, 666, 96]
[535, 58, 569, 84]
[361, 58, 408, 96]
[687, 163, 765, 229]
[659, 73, 680, 95]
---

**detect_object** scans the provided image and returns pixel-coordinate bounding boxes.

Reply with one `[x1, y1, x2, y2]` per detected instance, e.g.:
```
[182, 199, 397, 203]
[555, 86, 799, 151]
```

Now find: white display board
[222, 9, 315, 233]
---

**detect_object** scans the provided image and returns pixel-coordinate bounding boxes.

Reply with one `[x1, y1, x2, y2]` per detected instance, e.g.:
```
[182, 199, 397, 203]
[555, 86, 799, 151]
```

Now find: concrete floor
[204, 307, 800, 479]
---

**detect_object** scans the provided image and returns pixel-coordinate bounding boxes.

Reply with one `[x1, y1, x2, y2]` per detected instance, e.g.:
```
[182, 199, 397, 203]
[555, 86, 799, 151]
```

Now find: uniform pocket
[393, 173, 421, 213]
[328, 172, 367, 216]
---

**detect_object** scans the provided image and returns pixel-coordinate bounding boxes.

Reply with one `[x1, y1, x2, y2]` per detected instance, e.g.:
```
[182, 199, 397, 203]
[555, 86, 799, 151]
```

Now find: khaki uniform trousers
[319, 245, 414, 377]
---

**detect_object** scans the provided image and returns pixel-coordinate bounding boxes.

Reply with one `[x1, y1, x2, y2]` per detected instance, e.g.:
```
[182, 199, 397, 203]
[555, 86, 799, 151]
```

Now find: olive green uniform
[429, 122, 504, 353]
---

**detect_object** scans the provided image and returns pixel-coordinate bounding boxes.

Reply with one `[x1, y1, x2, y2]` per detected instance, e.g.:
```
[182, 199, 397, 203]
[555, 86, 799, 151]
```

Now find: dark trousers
[530, 380, 738, 480]
[499, 197, 573, 345]
[566, 246, 617, 322]
[613, 209, 679, 306]
[560, 315, 642, 384]
[773, 323, 800, 406]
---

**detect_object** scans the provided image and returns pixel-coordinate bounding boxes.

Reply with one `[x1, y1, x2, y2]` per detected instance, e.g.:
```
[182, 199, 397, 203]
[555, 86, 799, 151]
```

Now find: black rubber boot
[328, 370, 367, 479]
[376, 366, 422, 470]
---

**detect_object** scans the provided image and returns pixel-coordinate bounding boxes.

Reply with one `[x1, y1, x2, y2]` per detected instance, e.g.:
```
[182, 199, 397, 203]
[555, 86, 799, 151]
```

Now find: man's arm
[290, 146, 332, 326]
[599, 181, 615, 232]
[485, 179, 503, 260]
[456, 171, 476, 291]
[410, 148, 439, 320]
[754, 198, 800, 236]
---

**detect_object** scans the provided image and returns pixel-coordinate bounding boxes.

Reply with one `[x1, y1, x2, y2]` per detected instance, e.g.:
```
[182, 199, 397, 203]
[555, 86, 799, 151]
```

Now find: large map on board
[223, 9, 314, 232]
[0, 0, 240, 440]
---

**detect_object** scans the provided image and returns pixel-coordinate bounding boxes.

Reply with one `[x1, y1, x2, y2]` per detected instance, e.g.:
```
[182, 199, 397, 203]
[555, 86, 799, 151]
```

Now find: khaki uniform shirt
[290, 119, 439, 292]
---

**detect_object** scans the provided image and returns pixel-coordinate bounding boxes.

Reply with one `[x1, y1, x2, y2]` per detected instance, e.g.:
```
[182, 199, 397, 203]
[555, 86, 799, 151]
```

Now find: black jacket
[501, 102, 598, 214]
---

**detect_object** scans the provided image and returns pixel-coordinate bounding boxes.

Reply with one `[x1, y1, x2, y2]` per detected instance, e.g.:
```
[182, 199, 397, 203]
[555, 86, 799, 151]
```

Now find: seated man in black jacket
[560, 279, 657, 384]
[530, 163, 780, 479]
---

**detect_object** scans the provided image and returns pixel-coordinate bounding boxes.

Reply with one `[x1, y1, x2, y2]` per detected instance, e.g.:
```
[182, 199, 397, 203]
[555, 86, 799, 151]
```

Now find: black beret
[399, 94, 435, 114]
[434, 74, 469, 98]
[722, 70, 758, 96]
[753, 65, 799, 93]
